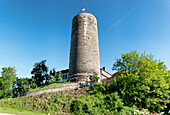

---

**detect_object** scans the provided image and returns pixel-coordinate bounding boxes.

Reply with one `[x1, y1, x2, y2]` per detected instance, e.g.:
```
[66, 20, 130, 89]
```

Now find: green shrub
[70, 86, 135, 114]
[90, 74, 98, 83]
[30, 83, 37, 89]
[57, 71, 62, 83]
[112, 51, 170, 113]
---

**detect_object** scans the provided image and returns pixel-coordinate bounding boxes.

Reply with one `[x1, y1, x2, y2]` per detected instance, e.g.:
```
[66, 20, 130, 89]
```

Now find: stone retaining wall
[26, 82, 92, 96]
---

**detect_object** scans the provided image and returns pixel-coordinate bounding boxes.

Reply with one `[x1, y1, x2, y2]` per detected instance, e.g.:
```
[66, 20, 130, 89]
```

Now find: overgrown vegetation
[57, 71, 62, 83]
[70, 84, 136, 114]
[0, 60, 66, 98]
[0, 83, 137, 115]
[31, 60, 49, 87]
[0, 80, 169, 114]
[0, 51, 169, 114]
[0, 66, 17, 98]
[90, 74, 98, 83]
[112, 51, 170, 114]
[0, 88, 88, 115]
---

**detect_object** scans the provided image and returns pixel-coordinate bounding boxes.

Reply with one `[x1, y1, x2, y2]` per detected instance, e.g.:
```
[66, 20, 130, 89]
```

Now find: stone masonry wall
[69, 13, 100, 82]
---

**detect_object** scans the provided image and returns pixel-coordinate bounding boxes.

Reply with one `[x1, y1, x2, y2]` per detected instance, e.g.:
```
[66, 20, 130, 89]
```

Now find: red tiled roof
[102, 71, 123, 80]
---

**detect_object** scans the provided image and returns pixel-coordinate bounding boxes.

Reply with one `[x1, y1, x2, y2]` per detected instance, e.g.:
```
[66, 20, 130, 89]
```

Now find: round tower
[69, 13, 100, 82]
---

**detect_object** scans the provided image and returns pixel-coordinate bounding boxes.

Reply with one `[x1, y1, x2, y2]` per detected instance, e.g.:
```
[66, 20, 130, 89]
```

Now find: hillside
[0, 86, 88, 115]
[0, 51, 169, 115]
[0, 83, 138, 115]
[0, 82, 168, 115]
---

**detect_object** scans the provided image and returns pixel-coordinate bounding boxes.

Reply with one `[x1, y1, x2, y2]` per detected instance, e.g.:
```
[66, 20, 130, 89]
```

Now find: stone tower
[69, 13, 100, 82]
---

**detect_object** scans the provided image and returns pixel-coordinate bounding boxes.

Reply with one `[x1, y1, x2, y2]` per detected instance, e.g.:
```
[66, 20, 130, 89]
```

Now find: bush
[30, 83, 37, 89]
[112, 51, 170, 113]
[70, 100, 86, 114]
[90, 74, 98, 83]
[70, 84, 135, 114]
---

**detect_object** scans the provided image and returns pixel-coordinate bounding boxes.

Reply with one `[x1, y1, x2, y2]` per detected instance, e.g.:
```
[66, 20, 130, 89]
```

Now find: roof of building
[56, 69, 69, 74]
[100, 68, 112, 76]
[102, 71, 124, 80]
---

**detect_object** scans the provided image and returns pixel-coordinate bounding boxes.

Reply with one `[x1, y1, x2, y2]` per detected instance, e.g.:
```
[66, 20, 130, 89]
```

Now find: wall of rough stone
[69, 13, 100, 82]
[26, 83, 92, 96]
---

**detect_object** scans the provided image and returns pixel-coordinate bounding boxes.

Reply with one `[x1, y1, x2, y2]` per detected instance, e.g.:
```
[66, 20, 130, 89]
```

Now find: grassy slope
[0, 87, 88, 115]
[0, 84, 137, 115]
[0, 107, 46, 115]
[28, 82, 70, 92]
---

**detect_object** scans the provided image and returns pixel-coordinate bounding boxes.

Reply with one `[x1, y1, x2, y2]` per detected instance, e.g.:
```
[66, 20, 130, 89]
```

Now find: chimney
[103, 67, 106, 71]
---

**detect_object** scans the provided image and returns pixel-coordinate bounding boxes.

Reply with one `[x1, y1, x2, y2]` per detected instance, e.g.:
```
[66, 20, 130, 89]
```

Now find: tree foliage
[0, 66, 17, 98]
[31, 60, 48, 86]
[12, 78, 30, 97]
[57, 71, 62, 83]
[90, 74, 98, 83]
[49, 68, 57, 83]
[70, 84, 136, 114]
[112, 51, 170, 113]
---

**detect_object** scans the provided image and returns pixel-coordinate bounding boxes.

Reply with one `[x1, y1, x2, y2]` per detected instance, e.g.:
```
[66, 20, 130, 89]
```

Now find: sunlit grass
[28, 82, 71, 92]
[0, 107, 46, 115]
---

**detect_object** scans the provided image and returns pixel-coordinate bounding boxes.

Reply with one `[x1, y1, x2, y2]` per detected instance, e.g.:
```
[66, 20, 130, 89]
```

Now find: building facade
[56, 67, 112, 82]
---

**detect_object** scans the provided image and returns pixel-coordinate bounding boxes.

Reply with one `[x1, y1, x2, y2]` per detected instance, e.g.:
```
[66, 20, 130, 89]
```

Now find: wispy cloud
[106, 0, 146, 32]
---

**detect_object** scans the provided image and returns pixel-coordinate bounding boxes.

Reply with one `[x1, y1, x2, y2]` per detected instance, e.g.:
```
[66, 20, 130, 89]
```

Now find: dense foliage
[12, 78, 30, 97]
[90, 74, 98, 83]
[112, 51, 170, 113]
[0, 60, 65, 98]
[0, 87, 88, 114]
[0, 66, 17, 98]
[0, 84, 136, 115]
[70, 84, 136, 115]
[31, 60, 49, 86]
[57, 71, 62, 83]
[0, 51, 169, 114]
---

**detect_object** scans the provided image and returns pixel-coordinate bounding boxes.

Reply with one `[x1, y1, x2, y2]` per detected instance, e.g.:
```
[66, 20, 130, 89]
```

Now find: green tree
[49, 68, 57, 83]
[0, 78, 4, 98]
[112, 51, 170, 113]
[49, 75, 56, 83]
[30, 77, 37, 89]
[12, 77, 30, 97]
[31, 60, 48, 86]
[0, 66, 17, 98]
[57, 71, 62, 83]
[49, 68, 56, 76]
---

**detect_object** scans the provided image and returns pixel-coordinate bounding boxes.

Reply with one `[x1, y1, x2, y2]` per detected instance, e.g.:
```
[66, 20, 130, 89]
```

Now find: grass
[28, 82, 71, 92]
[0, 107, 46, 115]
[0, 84, 136, 114]
[0, 87, 88, 115]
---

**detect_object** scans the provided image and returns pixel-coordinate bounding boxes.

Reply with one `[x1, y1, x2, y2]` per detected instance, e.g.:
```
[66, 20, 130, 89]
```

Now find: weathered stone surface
[69, 13, 100, 82]
[26, 82, 92, 96]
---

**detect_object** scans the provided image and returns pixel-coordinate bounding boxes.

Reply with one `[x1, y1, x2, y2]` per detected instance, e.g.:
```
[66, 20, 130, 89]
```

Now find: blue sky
[0, 0, 170, 78]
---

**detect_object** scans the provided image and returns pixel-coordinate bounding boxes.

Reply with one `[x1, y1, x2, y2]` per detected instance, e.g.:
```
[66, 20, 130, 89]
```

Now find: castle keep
[69, 13, 100, 82]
